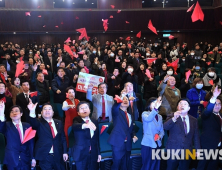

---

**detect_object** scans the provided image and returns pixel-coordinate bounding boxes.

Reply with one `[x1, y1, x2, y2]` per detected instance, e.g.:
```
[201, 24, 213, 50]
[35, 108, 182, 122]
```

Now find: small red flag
[110, 5, 115, 9]
[191, 1, 204, 22]
[187, 3, 195, 12]
[125, 37, 130, 41]
[209, 80, 214, 86]
[114, 95, 123, 103]
[125, 21, 130, 24]
[117, 10, 121, 13]
[148, 20, 158, 35]
[169, 35, 174, 40]
[30, 91, 38, 97]
[136, 31, 141, 38]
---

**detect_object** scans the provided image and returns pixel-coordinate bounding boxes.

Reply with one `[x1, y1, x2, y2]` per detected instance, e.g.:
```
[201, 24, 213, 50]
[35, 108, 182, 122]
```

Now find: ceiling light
[92, 3, 94, 4]
[177, 30, 180, 32]
[13, 32, 16, 34]
[131, 31, 133, 32]
[142, 1, 144, 3]
[46, 32, 48, 33]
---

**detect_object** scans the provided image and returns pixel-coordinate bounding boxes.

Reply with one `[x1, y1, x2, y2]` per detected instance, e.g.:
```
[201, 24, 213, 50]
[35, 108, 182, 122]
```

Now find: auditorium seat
[99, 122, 113, 170]
[0, 133, 5, 166]
[54, 103, 64, 118]
[130, 121, 143, 170]
[180, 62, 185, 75]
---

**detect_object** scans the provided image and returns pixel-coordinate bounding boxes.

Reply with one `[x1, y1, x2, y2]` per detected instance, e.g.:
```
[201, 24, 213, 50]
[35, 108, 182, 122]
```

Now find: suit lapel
[213, 114, 221, 129]
[22, 123, 28, 136]
[40, 118, 53, 138]
[178, 117, 186, 135]
[120, 110, 129, 127]
[54, 119, 60, 137]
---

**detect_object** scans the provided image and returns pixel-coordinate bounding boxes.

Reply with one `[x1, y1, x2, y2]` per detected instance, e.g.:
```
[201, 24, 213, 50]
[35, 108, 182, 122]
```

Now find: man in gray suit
[87, 83, 114, 122]
[164, 98, 200, 170]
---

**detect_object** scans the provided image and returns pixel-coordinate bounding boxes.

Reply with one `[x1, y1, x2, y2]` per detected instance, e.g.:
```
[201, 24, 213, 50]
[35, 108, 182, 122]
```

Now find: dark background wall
[0, 0, 221, 48]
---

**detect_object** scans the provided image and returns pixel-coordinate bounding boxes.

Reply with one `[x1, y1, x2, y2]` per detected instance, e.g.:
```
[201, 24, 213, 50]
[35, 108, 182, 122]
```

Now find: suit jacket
[200, 102, 222, 149]
[108, 102, 135, 151]
[86, 89, 114, 122]
[16, 93, 38, 122]
[107, 74, 122, 97]
[71, 116, 100, 162]
[0, 121, 34, 167]
[141, 110, 164, 148]
[29, 117, 67, 162]
[163, 114, 200, 151]
[44, 56, 57, 73]
[126, 92, 143, 121]
[2, 59, 16, 77]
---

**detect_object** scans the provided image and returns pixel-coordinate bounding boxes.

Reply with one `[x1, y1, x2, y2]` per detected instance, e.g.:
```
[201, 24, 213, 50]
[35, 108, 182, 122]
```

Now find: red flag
[119, 37, 123, 40]
[43, 25, 46, 27]
[154, 134, 159, 141]
[84, 66, 89, 73]
[42, 69, 48, 75]
[64, 37, 71, 43]
[77, 51, 84, 54]
[66, 93, 69, 98]
[102, 19, 109, 32]
[208, 51, 213, 54]
[55, 26, 59, 28]
[110, 15, 113, 18]
[169, 35, 174, 40]
[0, 74, 5, 84]
[73, 40, 75, 44]
[148, 20, 158, 35]
[64, 44, 74, 59]
[203, 101, 208, 108]
[76, 28, 89, 41]
[136, 31, 141, 38]
[25, 12, 31, 16]
[145, 69, 151, 79]
[110, 5, 115, 9]
[117, 10, 121, 13]
[125, 37, 130, 41]
[114, 95, 123, 103]
[22, 127, 36, 144]
[219, 51, 222, 54]
[125, 21, 130, 24]
[206, 61, 211, 65]
[76, 16, 79, 19]
[15, 61, 25, 77]
[38, 15, 41, 18]
[146, 58, 157, 64]
[0, 97, 6, 103]
[30, 91, 38, 97]
[209, 80, 214, 85]
[127, 44, 131, 49]
[100, 125, 108, 134]
[187, 3, 195, 12]
[167, 59, 179, 73]
[185, 70, 191, 81]
[191, 1, 204, 22]
[115, 59, 120, 62]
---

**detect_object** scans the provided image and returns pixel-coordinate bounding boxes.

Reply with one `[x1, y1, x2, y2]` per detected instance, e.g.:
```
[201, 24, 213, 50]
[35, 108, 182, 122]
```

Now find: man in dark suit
[122, 82, 143, 121]
[0, 82, 13, 120]
[44, 51, 57, 74]
[2, 53, 16, 77]
[28, 102, 68, 170]
[108, 96, 138, 170]
[197, 86, 222, 170]
[0, 102, 36, 170]
[71, 101, 101, 170]
[164, 98, 201, 170]
[16, 80, 38, 122]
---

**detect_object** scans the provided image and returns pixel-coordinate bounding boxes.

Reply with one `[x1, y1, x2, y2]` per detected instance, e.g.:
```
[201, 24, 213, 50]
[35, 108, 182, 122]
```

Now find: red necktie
[49, 122, 55, 138]
[124, 111, 129, 127]
[0, 97, 6, 103]
[102, 96, 105, 120]
[16, 124, 23, 143]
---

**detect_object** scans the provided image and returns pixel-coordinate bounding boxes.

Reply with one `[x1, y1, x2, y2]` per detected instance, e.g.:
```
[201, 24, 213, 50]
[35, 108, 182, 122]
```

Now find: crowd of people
[0, 38, 222, 170]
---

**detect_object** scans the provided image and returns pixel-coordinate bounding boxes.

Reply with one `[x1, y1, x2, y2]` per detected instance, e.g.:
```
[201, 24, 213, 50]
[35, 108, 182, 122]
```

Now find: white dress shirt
[126, 112, 132, 127]
[82, 117, 94, 138]
[29, 111, 57, 153]
[12, 121, 24, 141]
[180, 115, 190, 134]
[62, 99, 75, 111]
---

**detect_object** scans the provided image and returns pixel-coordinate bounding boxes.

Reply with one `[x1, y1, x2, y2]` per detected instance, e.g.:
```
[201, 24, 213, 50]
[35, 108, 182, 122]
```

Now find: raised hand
[85, 121, 97, 131]
[154, 96, 162, 109]
[27, 99, 38, 112]
[213, 86, 221, 98]
[173, 111, 181, 120]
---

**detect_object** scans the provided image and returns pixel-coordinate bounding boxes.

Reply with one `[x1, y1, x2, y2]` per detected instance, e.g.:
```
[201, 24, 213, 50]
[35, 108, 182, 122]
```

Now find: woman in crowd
[62, 87, 80, 146]
[135, 63, 146, 97]
[141, 96, 164, 170]
[186, 78, 206, 118]
[6, 77, 23, 105]
[203, 67, 221, 92]
[159, 63, 168, 81]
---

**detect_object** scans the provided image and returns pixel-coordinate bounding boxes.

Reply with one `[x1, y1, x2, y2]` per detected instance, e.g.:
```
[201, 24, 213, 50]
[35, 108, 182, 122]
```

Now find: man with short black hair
[28, 102, 68, 170]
